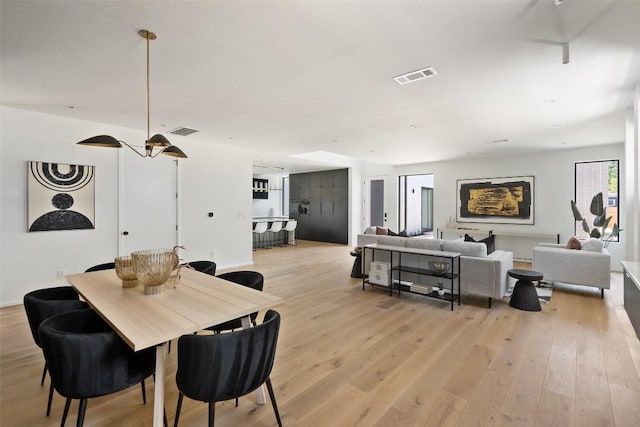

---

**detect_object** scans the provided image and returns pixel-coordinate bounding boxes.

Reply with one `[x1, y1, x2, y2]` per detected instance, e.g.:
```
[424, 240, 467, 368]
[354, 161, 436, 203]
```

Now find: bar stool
[283, 219, 298, 246]
[253, 222, 268, 250]
[266, 221, 282, 247]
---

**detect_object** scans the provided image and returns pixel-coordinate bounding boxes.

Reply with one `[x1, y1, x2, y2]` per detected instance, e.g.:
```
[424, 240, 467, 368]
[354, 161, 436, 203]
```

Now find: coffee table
[508, 269, 543, 312]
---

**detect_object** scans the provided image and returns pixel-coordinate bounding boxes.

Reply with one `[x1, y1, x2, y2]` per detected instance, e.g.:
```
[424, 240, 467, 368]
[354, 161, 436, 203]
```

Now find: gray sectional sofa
[357, 233, 514, 307]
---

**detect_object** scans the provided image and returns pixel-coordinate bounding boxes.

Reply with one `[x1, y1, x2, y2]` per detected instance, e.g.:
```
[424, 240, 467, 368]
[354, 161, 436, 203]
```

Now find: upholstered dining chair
[84, 262, 115, 272]
[174, 309, 283, 427]
[23, 286, 88, 416]
[207, 271, 264, 333]
[38, 308, 157, 427]
[183, 260, 216, 276]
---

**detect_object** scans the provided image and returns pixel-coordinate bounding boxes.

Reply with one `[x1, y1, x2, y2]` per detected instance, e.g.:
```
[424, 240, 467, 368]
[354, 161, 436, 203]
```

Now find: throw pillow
[375, 226, 388, 235]
[464, 233, 495, 254]
[566, 236, 581, 250]
[581, 238, 603, 252]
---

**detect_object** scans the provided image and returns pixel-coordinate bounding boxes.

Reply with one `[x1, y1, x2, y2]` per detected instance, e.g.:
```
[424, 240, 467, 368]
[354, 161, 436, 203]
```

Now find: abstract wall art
[27, 161, 95, 231]
[457, 176, 534, 224]
[252, 178, 269, 199]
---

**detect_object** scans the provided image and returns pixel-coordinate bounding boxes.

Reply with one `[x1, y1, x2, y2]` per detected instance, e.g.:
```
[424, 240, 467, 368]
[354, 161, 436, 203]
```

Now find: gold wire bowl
[131, 249, 175, 295]
[430, 261, 451, 273]
[115, 256, 138, 288]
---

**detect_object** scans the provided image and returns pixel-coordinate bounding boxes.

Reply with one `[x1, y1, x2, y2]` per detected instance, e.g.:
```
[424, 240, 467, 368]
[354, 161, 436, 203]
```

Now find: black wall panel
[289, 168, 348, 244]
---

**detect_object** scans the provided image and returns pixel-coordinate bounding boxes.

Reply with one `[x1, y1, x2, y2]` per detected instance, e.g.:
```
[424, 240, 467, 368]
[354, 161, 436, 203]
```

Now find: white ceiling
[2, 1, 639, 173]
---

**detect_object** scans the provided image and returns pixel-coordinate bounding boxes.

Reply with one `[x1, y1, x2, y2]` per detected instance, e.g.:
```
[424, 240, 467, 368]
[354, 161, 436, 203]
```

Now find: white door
[118, 152, 178, 255]
[363, 176, 388, 228]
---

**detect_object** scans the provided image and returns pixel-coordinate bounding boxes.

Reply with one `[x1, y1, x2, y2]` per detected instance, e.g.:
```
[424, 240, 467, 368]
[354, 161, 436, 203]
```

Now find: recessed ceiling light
[409, 124, 417, 129]
[544, 99, 556, 104]
[370, 150, 375, 153]
[559, 141, 567, 145]
[552, 123, 563, 128]
[66, 105, 76, 109]
[330, 139, 338, 143]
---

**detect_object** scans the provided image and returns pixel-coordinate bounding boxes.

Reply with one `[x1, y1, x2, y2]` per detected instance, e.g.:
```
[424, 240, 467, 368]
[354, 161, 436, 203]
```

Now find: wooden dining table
[66, 267, 282, 427]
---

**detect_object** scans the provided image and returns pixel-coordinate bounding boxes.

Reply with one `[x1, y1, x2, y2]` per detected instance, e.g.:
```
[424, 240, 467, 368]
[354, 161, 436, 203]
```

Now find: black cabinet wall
[289, 169, 348, 244]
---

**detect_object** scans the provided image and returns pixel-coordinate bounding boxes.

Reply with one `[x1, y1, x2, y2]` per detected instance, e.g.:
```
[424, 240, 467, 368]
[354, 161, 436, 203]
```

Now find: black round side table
[508, 269, 544, 312]
[350, 250, 363, 278]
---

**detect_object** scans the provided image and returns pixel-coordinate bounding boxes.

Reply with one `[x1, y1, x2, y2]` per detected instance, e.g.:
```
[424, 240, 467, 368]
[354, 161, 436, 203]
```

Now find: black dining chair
[206, 271, 264, 333]
[38, 308, 157, 427]
[183, 260, 216, 276]
[174, 309, 283, 427]
[84, 262, 115, 272]
[23, 286, 89, 416]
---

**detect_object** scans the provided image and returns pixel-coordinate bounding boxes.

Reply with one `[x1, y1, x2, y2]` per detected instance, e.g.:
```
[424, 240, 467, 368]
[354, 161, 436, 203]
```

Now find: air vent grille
[168, 126, 199, 136]
[393, 67, 437, 85]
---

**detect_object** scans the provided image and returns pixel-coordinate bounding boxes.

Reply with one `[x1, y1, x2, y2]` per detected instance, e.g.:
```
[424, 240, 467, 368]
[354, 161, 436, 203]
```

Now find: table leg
[153, 343, 167, 427]
[241, 316, 266, 405]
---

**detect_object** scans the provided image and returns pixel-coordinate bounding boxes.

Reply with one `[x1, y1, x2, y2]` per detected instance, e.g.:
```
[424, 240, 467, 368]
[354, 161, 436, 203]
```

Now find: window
[574, 160, 619, 241]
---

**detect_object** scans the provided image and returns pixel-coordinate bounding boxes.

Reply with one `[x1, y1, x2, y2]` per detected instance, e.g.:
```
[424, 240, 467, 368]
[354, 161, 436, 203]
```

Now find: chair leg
[47, 382, 54, 416]
[174, 393, 184, 427]
[265, 378, 283, 427]
[141, 379, 146, 404]
[601, 288, 604, 299]
[208, 402, 215, 427]
[235, 397, 238, 407]
[76, 398, 88, 427]
[41, 361, 47, 386]
[61, 397, 72, 427]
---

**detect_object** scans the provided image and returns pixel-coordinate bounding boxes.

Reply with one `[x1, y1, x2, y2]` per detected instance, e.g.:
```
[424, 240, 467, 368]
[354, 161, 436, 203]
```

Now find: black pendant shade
[161, 145, 188, 158]
[77, 135, 122, 148]
[147, 134, 172, 147]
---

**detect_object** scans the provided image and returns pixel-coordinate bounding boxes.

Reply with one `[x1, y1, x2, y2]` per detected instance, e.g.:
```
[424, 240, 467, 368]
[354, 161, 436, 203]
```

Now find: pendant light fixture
[77, 30, 187, 158]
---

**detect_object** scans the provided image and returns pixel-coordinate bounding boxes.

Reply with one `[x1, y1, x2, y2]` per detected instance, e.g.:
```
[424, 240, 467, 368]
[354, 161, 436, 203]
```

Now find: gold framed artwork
[457, 176, 534, 225]
[27, 161, 95, 231]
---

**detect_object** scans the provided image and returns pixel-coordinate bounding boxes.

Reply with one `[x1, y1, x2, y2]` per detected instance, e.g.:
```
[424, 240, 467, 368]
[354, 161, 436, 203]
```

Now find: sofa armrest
[460, 250, 513, 299]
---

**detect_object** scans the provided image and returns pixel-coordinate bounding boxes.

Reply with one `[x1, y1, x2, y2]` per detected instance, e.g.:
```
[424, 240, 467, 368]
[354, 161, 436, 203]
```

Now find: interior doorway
[363, 176, 388, 228]
[398, 174, 434, 236]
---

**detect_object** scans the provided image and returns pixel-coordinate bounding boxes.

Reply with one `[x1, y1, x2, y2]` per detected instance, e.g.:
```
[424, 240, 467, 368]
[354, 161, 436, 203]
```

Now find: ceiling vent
[393, 67, 437, 85]
[168, 126, 199, 136]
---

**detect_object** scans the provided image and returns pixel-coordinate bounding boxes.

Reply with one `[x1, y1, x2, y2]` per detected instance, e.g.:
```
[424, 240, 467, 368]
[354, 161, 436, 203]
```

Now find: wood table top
[66, 268, 282, 351]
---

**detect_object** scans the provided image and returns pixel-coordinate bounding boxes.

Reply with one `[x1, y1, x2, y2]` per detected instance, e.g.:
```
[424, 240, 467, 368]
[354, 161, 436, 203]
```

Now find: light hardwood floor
[1, 241, 639, 427]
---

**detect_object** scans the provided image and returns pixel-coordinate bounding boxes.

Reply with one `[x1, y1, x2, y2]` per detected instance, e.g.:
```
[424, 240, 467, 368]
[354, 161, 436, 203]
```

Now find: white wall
[392, 144, 627, 270]
[0, 106, 253, 306]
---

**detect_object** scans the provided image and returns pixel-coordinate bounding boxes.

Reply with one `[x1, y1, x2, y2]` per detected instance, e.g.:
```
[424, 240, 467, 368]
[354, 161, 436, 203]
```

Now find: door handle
[122, 231, 129, 236]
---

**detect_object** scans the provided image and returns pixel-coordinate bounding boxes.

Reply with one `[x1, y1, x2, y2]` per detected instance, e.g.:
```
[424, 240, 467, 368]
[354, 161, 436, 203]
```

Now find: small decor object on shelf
[430, 261, 450, 273]
[114, 256, 138, 288]
[131, 249, 175, 295]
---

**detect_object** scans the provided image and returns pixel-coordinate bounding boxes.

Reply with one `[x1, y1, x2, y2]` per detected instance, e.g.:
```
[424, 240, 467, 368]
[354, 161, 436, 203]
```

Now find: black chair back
[185, 261, 216, 276]
[23, 286, 87, 348]
[38, 309, 156, 426]
[207, 271, 264, 332]
[84, 262, 115, 272]
[175, 310, 282, 426]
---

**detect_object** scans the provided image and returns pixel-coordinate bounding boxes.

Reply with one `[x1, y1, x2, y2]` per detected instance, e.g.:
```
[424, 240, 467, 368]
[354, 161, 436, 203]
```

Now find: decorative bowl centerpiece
[430, 261, 451, 274]
[131, 249, 175, 295]
[114, 256, 138, 288]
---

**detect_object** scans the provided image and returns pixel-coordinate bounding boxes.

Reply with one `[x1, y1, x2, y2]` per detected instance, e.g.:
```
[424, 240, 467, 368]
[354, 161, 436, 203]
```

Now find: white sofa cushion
[406, 238, 442, 251]
[581, 238, 603, 252]
[441, 240, 487, 257]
